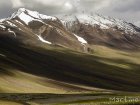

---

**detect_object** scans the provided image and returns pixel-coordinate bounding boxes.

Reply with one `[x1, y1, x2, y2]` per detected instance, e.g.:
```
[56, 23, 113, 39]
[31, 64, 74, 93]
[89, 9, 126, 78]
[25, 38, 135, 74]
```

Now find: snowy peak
[7, 8, 140, 34]
[1, 8, 140, 51]
[10, 8, 57, 25]
[60, 13, 140, 34]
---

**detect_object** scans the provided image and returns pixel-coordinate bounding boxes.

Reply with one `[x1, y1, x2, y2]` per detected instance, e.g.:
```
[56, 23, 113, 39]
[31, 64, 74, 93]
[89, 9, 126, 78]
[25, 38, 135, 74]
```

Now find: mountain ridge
[1, 8, 140, 51]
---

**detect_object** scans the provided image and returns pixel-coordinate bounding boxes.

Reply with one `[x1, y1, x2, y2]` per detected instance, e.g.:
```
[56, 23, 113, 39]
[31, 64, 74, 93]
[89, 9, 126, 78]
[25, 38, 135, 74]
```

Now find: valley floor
[0, 93, 140, 105]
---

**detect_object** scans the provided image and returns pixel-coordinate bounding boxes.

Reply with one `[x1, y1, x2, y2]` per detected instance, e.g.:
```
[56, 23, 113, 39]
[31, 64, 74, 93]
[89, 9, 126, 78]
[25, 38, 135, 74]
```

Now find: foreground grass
[0, 100, 23, 105]
[0, 93, 140, 105]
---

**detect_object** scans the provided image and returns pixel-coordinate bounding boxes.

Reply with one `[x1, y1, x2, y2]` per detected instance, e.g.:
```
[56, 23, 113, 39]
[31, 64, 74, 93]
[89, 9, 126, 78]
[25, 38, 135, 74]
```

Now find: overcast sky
[0, 0, 140, 26]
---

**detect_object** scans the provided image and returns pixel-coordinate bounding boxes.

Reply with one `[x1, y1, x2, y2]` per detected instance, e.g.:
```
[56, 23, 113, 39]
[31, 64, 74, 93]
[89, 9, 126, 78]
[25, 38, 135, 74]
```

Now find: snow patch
[39, 14, 57, 21]
[15, 20, 22, 24]
[0, 24, 6, 29]
[0, 53, 6, 57]
[6, 21, 17, 27]
[26, 9, 40, 19]
[38, 35, 52, 44]
[8, 28, 16, 37]
[18, 12, 35, 25]
[1, 20, 22, 31]
[0, 18, 7, 22]
[74, 34, 87, 44]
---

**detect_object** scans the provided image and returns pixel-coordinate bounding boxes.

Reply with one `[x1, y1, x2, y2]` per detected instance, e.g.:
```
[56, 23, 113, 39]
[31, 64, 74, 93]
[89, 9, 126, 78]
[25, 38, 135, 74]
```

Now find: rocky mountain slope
[0, 8, 85, 52]
[0, 8, 140, 93]
[60, 13, 140, 50]
[1, 8, 140, 52]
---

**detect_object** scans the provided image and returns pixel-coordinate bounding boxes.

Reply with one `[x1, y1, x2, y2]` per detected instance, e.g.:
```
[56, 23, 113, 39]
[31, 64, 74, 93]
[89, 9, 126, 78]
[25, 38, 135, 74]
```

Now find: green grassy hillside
[0, 36, 140, 93]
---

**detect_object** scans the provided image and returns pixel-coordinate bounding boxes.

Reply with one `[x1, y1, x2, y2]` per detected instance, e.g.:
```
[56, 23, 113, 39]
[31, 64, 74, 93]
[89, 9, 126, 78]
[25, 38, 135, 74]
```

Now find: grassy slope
[0, 100, 23, 105]
[0, 37, 140, 104]
[0, 36, 140, 93]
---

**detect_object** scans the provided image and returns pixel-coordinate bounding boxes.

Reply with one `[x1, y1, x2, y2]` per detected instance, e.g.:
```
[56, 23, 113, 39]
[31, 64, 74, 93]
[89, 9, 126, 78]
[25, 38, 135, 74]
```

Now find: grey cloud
[0, 0, 14, 18]
[15, 0, 76, 15]
[97, 0, 140, 23]
[78, 0, 112, 12]
[112, 0, 140, 12]
[0, 0, 140, 25]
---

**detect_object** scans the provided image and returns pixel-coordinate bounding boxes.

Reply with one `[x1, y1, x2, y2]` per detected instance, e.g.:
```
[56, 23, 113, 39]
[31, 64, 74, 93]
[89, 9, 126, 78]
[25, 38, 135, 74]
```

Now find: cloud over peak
[0, 0, 139, 25]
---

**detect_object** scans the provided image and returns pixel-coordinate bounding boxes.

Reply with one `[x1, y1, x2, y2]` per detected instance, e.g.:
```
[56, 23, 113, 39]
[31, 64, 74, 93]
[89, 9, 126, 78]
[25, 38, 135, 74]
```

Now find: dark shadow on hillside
[0, 35, 140, 92]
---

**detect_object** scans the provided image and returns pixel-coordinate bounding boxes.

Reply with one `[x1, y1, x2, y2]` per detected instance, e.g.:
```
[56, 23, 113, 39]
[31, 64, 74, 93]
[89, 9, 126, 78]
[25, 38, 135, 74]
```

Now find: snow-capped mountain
[1, 8, 140, 51]
[60, 13, 140, 34]
[10, 8, 57, 25]
[0, 8, 86, 51]
[59, 13, 140, 50]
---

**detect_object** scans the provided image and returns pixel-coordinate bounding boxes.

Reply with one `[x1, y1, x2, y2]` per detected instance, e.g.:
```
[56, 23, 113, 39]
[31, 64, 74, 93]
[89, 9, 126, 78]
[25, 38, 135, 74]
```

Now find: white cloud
[9, 0, 113, 13]
[33, 0, 66, 6]
[76, 0, 112, 12]
[12, 0, 67, 7]
[64, 2, 73, 10]
[11, 0, 24, 8]
[0, 0, 140, 25]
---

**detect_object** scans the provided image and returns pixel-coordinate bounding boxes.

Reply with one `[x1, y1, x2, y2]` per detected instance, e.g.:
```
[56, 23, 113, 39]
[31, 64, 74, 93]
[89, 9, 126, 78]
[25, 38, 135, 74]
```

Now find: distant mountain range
[1, 8, 140, 52]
